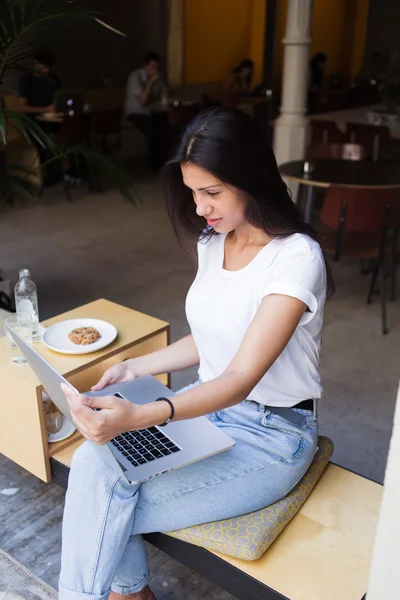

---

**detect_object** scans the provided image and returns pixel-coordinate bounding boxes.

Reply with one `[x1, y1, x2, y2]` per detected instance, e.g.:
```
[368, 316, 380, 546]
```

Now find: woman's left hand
[60, 383, 141, 444]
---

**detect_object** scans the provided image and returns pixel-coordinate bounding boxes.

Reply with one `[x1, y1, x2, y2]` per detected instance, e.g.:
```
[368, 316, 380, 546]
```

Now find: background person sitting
[222, 59, 256, 117]
[223, 58, 254, 100]
[124, 51, 168, 168]
[309, 52, 327, 91]
[18, 46, 61, 115]
[308, 52, 327, 113]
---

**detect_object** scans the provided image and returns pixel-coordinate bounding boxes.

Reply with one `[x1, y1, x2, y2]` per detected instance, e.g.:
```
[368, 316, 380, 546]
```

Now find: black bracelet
[155, 397, 175, 426]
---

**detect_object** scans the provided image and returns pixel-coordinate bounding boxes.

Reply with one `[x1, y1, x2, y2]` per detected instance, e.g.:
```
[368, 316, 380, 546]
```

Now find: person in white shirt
[60, 107, 333, 600]
[124, 51, 167, 167]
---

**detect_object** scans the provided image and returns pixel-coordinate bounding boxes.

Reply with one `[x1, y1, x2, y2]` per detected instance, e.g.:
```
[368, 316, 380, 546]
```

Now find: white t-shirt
[185, 232, 326, 407]
[124, 68, 164, 116]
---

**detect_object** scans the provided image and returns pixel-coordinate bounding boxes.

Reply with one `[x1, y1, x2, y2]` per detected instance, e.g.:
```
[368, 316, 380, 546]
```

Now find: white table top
[309, 104, 400, 139]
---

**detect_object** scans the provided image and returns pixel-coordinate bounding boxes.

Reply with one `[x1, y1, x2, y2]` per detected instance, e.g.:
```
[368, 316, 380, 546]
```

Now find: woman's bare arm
[125, 334, 199, 377]
[135, 294, 308, 428]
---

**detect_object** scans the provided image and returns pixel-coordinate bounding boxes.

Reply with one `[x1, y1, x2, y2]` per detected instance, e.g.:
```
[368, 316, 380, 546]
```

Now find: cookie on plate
[68, 326, 101, 345]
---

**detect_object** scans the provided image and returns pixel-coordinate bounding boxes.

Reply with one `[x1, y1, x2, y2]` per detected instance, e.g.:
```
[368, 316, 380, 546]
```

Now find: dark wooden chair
[167, 102, 200, 155]
[168, 102, 200, 128]
[309, 120, 344, 144]
[201, 93, 221, 109]
[91, 109, 122, 154]
[57, 115, 93, 202]
[307, 143, 365, 161]
[345, 123, 391, 162]
[319, 185, 400, 334]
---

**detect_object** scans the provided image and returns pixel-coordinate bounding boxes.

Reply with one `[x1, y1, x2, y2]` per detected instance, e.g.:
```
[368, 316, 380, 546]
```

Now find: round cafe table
[36, 113, 64, 123]
[279, 159, 400, 224]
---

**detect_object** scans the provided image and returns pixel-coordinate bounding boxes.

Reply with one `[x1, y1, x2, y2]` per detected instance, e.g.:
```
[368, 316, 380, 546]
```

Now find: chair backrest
[85, 87, 125, 112]
[91, 109, 122, 136]
[307, 143, 365, 161]
[202, 93, 221, 109]
[58, 114, 91, 145]
[309, 120, 343, 144]
[320, 185, 400, 234]
[168, 102, 199, 128]
[345, 122, 391, 162]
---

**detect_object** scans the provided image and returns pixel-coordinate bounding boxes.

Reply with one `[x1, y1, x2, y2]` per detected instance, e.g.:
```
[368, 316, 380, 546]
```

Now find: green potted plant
[0, 0, 138, 205]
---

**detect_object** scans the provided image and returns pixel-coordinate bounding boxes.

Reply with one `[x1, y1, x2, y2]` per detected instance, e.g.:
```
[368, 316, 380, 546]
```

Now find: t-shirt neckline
[220, 233, 278, 277]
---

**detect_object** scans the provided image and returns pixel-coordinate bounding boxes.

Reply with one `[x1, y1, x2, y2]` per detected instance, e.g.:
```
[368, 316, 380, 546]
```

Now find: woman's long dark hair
[163, 106, 333, 296]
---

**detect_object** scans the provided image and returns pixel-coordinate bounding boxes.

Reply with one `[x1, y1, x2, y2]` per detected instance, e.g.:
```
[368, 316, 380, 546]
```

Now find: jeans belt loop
[313, 398, 318, 422]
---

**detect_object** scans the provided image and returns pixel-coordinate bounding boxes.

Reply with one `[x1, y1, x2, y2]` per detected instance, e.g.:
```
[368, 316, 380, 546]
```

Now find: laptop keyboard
[110, 393, 180, 467]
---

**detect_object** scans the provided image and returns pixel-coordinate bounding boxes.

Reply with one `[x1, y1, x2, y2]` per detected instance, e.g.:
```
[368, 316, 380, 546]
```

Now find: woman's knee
[69, 441, 137, 498]
[71, 440, 95, 468]
[70, 440, 114, 480]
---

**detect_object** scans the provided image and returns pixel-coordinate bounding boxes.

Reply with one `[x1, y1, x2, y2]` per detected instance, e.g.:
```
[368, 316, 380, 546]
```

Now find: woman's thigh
[132, 400, 318, 535]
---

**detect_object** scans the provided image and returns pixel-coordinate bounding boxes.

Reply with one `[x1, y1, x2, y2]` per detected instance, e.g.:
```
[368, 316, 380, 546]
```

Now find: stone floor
[0, 548, 56, 600]
[0, 177, 399, 596]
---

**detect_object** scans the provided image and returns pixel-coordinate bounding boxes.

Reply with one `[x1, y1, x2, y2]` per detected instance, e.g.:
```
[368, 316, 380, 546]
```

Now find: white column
[273, 0, 313, 166]
[367, 384, 400, 600]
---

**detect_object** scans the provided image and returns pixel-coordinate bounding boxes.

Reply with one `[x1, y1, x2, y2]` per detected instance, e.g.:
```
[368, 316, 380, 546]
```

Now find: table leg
[304, 186, 317, 225]
[296, 183, 304, 208]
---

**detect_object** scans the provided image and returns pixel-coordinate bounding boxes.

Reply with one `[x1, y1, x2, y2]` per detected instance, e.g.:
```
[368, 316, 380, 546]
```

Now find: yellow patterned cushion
[167, 436, 334, 560]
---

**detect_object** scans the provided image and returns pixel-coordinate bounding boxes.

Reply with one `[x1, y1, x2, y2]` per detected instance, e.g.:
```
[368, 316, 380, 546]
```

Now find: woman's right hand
[91, 362, 137, 391]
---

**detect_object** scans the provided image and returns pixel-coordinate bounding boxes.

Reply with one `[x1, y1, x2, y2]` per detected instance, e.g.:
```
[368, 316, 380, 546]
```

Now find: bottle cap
[19, 269, 30, 279]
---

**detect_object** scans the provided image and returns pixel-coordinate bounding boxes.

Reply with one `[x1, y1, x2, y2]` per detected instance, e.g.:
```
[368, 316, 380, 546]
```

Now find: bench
[52, 436, 382, 600]
[0, 300, 382, 599]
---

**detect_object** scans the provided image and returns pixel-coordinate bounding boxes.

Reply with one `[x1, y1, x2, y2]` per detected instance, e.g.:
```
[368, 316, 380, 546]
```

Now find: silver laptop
[54, 89, 85, 114]
[6, 325, 235, 484]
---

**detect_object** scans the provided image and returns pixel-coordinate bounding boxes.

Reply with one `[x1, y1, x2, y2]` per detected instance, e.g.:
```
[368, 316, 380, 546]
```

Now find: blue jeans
[59, 383, 318, 599]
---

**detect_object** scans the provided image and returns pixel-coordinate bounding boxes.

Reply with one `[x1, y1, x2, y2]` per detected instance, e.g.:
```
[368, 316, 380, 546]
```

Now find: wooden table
[279, 159, 400, 223]
[309, 104, 400, 140]
[36, 113, 64, 124]
[0, 298, 169, 482]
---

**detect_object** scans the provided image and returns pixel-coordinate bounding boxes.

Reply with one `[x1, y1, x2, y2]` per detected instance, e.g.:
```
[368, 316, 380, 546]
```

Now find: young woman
[223, 58, 254, 98]
[60, 107, 332, 600]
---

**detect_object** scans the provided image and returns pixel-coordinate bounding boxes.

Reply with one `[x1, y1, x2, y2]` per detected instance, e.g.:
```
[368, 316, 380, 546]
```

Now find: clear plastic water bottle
[14, 269, 40, 341]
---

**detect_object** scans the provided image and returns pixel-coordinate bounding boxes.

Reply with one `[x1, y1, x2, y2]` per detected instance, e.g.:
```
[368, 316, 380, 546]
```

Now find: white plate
[42, 318, 118, 355]
[47, 418, 76, 443]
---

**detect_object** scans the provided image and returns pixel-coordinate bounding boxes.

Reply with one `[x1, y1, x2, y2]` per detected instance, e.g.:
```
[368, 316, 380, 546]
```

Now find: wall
[184, 0, 266, 85]
[276, 0, 369, 77]
[3, 0, 168, 93]
[349, 0, 370, 77]
[363, 0, 400, 72]
[58, 0, 167, 89]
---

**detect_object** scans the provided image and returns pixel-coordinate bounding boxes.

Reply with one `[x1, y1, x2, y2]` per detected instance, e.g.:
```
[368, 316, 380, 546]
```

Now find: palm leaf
[2, 109, 57, 152]
[0, 0, 123, 82]
[0, 23, 10, 52]
[0, 163, 40, 205]
[11, 4, 23, 34]
[0, 1, 133, 207]
[66, 145, 141, 205]
[0, 0, 16, 41]
[0, 109, 7, 144]
[22, 1, 33, 24]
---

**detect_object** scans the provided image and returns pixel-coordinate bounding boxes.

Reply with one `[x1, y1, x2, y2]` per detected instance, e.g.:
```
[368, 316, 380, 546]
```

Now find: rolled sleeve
[261, 240, 325, 325]
[263, 281, 318, 325]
